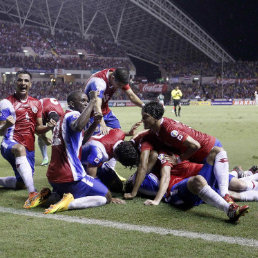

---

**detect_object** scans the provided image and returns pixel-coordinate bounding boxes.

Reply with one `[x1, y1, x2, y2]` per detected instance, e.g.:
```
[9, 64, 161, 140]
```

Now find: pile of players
[0, 68, 257, 223]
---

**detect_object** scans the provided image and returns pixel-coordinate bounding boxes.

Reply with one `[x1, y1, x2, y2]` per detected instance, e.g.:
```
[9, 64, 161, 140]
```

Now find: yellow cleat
[44, 193, 74, 214]
[24, 188, 51, 209]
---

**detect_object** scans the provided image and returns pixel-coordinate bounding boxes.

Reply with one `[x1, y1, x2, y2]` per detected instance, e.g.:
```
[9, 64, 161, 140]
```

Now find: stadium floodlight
[11, 72, 16, 75]
[77, 52, 83, 55]
[66, 73, 72, 76]
[40, 73, 45, 75]
[5, 72, 11, 74]
[23, 50, 28, 53]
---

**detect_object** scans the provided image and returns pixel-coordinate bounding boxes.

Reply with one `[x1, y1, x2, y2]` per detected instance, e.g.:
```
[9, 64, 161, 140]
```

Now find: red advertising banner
[139, 83, 167, 93]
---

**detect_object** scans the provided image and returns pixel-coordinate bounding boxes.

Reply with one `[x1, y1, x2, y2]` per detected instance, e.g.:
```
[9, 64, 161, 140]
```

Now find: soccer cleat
[24, 192, 38, 209]
[249, 165, 258, 174]
[232, 166, 245, 178]
[24, 188, 51, 209]
[223, 193, 235, 204]
[40, 158, 49, 166]
[44, 193, 74, 214]
[227, 204, 249, 222]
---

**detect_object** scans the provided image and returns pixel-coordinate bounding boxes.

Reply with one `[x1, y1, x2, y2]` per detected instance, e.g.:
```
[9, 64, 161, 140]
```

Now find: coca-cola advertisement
[138, 83, 167, 93]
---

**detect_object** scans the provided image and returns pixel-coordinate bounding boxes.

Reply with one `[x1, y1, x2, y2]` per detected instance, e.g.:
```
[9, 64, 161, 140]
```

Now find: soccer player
[157, 93, 165, 108]
[84, 67, 143, 135]
[0, 71, 56, 207]
[140, 101, 233, 203]
[171, 85, 182, 116]
[38, 97, 64, 166]
[116, 146, 250, 222]
[81, 122, 140, 191]
[26, 90, 124, 213]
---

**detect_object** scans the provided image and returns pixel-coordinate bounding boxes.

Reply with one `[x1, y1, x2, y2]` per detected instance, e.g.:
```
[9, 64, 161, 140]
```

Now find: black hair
[47, 111, 60, 123]
[142, 101, 164, 120]
[16, 70, 32, 80]
[67, 90, 82, 103]
[112, 67, 129, 84]
[114, 141, 139, 168]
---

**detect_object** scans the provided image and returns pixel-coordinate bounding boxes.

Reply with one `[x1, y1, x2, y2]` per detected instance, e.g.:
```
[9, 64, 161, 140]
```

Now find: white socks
[214, 151, 229, 197]
[0, 176, 17, 188]
[241, 180, 258, 191]
[198, 184, 230, 213]
[239, 191, 258, 201]
[16, 156, 36, 193]
[68, 196, 107, 209]
[38, 137, 48, 160]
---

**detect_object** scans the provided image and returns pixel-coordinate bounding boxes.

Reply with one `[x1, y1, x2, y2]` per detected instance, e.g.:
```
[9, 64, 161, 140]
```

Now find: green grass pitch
[0, 105, 258, 257]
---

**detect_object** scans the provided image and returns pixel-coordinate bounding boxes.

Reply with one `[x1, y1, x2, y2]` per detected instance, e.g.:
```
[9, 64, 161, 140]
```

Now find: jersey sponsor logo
[171, 130, 178, 137]
[158, 154, 166, 164]
[32, 106, 38, 113]
[219, 158, 228, 163]
[177, 135, 183, 140]
[94, 157, 100, 164]
[73, 114, 79, 118]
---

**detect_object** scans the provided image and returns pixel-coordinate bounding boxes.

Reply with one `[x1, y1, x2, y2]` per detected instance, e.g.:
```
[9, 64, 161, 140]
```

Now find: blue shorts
[166, 163, 234, 207]
[86, 111, 121, 135]
[138, 173, 160, 196]
[49, 175, 109, 199]
[1, 139, 35, 182]
[202, 138, 223, 164]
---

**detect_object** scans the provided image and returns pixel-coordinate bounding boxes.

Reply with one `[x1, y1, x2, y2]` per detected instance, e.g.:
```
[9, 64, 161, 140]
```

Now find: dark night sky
[132, 0, 258, 81]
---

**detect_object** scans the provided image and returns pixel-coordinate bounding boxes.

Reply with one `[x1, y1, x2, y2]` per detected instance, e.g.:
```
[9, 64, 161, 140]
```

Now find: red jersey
[167, 162, 203, 195]
[151, 117, 216, 163]
[91, 129, 126, 158]
[85, 68, 130, 115]
[7, 94, 42, 151]
[40, 98, 64, 124]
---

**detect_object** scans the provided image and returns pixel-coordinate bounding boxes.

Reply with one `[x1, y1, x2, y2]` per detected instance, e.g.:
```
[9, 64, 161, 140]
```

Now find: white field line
[1, 206, 258, 248]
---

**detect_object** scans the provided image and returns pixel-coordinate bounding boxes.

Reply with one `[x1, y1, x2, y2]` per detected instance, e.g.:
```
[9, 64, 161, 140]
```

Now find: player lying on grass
[24, 90, 125, 213]
[114, 142, 252, 222]
[80, 122, 141, 192]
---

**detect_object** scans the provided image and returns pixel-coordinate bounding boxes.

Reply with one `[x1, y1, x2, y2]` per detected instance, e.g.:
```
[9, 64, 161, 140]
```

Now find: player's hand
[127, 121, 142, 136]
[89, 90, 99, 100]
[47, 118, 57, 129]
[99, 123, 109, 135]
[93, 112, 103, 124]
[124, 192, 136, 200]
[144, 199, 159, 206]
[111, 198, 126, 204]
[5, 115, 15, 127]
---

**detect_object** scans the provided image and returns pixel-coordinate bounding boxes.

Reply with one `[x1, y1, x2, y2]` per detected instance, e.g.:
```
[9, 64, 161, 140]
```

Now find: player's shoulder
[0, 99, 13, 110]
[42, 97, 60, 106]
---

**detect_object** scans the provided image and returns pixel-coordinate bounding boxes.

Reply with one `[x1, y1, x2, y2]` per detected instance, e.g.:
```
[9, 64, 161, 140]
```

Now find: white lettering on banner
[233, 100, 255, 105]
[142, 84, 165, 93]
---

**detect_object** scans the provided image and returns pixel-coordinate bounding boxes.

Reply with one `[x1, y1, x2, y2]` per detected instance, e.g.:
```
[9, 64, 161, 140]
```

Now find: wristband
[141, 103, 145, 107]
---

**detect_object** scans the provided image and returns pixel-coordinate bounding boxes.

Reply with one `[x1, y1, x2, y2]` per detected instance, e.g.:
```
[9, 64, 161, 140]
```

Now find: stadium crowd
[164, 60, 257, 78]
